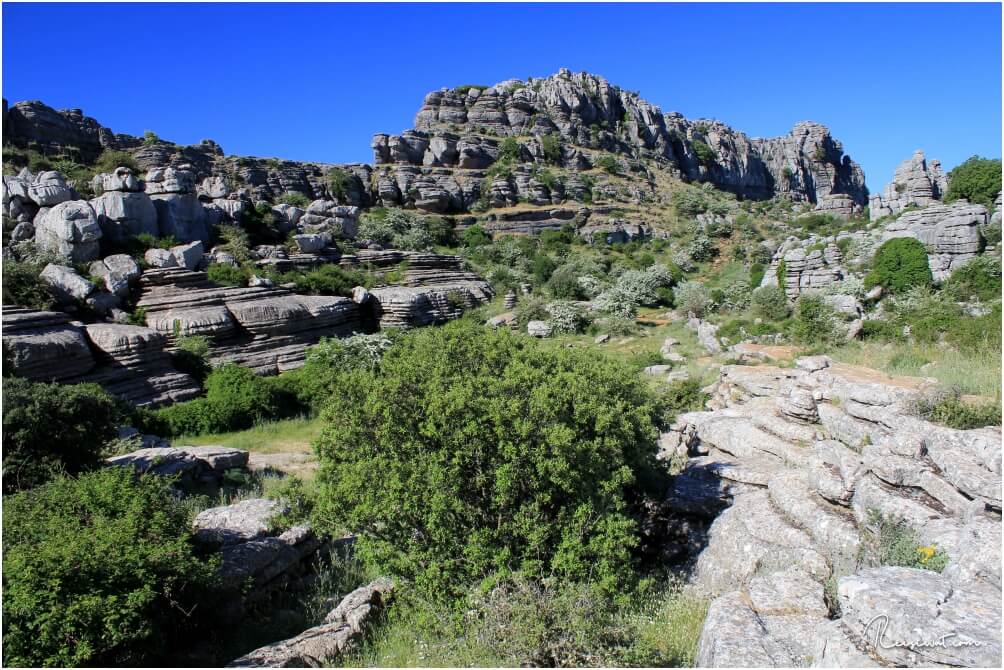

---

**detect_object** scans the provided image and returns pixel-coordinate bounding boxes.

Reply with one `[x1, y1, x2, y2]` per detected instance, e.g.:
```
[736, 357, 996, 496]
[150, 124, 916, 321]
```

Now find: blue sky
[2, 2, 1000, 190]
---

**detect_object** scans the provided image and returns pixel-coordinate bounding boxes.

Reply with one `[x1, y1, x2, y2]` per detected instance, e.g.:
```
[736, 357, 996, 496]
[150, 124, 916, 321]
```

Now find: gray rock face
[293, 233, 330, 253]
[227, 578, 394, 667]
[90, 190, 158, 243]
[869, 150, 949, 220]
[92, 166, 143, 193]
[762, 243, 844, 298]
[375, 70, 867, 210]
[145, 248, 179, 268]
[34, 200, 103, 262]
[1, 308, 96, 380]
[40, 263, 95, 302]
[881, 200, 987, 281]
[838, 567, 1000, 667]
[90, 254, 142, 297]
[527, 320, 553, 337]
[27, 170, 73, 206]
[171, 240, 204, 270]
[684, 359, 1002, 668]
[193, 498, 284, 546]
[107, 445, 249, 487]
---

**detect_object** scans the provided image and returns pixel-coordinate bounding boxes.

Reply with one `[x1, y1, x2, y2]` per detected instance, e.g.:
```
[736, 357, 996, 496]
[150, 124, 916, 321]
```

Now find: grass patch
[339, 576, 707, 667]
[173, 416, 322, 455]
[827, 341, 1001, 401]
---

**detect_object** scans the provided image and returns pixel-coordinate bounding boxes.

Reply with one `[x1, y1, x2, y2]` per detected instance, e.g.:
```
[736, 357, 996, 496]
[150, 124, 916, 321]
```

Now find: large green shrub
[2, 468, 218, 666]
[943, 256, 1002, 302]
[750, 285, 790, 320]
[789, 294, 840, 345]
[864, 237, 933, 294]
[284, 333, 397, 409]
[2, 378, 123, 493]
[313, 321, 662, 597]
[154, 363, 288, 436]
[674, 280, 713, 317]
[944, 156, 1002, 209]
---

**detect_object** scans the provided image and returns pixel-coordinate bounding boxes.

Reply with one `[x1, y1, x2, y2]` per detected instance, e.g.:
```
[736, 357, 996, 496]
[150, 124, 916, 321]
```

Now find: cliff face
[380, 69, 868, 206]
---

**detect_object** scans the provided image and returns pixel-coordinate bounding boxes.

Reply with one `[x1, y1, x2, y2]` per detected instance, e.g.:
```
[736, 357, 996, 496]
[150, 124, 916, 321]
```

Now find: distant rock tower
[869, 150, 949, 220]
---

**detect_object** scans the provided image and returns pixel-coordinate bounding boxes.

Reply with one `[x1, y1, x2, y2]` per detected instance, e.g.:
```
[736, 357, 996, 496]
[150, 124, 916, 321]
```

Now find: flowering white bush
[671, 251, 695, 272]
[675, 280, 713, 317]
[576, 275, 604, 298]
[615, 264, 674, 305]
[721, 280, 752, 312]
[825, 275, 866, 299]
[594, 287, 638, 320]
[545, 301, 590, 334]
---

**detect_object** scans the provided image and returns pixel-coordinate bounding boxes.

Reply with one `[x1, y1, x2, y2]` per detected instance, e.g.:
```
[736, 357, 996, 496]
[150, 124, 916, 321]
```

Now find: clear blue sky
[3, 2, 1000, 190]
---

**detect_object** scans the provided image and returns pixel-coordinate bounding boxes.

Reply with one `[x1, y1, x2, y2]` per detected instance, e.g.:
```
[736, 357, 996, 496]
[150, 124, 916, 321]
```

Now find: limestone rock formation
[89, 167, 158, 243]
[869, 150, 949, 220]
[227, 578, 394, 667]
[33, 200, 103, 262]
[145, 166, 210, 242]
[1, 308, 200, 405]
[107, 445, 249, 488]
[881, 200, 987, 280]
[666, 358, 1001, 668]
[375, 69, 868, 211]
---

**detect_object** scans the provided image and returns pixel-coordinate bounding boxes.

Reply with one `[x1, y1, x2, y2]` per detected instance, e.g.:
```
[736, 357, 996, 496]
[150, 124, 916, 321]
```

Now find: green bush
[595, 154, 621, 175]
[327, 167, 355, 202]
[2, 378, 123, 493]
[276, 192, 311, 208]
[749, 262, 766, 288]
[863, 510, 949, 573]
[674, 280, 712, 317]
[691, 140, 716, 167]
[93, 149, 139, 174]
[911, 386, 1001, 430]
[284, 333, 397, 409]
[865, 237, 933, 294]
[462, 224, 491, 247]
[943, 256, 1001, 302]
[789, 294, 840, 345]
[1, 257, 57, 310]
[313, 321, 663, 597]
[2, 468, 218, 666]
[154, 363, 287, 436]
[750, 285, 790, 320]
[172, 335, 212, 384]
[531, 254, 557, 285]
[281, 264, 370, 297]
[497, 138, 522, 164]
[206, 262, 247, 287]
[540, 134, 563, 165]
[944, 156, 1002, 209]
[672, 190, 708, 217]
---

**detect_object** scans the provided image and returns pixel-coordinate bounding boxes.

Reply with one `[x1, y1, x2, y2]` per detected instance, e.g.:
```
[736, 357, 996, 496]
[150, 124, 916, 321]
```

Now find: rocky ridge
[658, 357, 1001, 668]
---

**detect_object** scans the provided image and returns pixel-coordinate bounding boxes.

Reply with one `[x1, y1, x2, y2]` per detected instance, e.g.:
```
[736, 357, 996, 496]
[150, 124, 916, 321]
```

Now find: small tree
[750, 285, 790, 321]
[865, 237, 933, 294]
[2, 378, 123, 493]
[313, 321, 662, 597]
[674, 281, 713, 317]
[944, 156, 1002, 209]
[327, 167, 355, 202]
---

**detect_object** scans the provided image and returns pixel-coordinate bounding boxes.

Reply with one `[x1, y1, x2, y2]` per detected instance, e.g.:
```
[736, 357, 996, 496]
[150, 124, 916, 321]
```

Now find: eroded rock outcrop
[869, 150, 949, 221]
[666, 358, 1002, 668]
[881, 200, 986, 281]
[227, 578, 394, 667]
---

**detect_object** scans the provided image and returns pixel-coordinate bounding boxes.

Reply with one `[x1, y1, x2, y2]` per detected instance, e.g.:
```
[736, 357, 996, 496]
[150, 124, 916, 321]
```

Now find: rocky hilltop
[373, 69, 867, 213]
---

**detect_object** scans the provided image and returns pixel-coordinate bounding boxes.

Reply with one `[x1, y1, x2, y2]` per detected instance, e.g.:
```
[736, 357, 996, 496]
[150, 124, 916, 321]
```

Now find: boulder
[150, 192, 209, 243]
[227, 578, 394, 667]
[90, 190, 158, 243]
[107, 446, 249, 487]
[171, 240, 205, 270]
[527, 320, 553, 337]
[90, 254, 142, 297]
[10, 221, 34, 242]
[34, 200, 102, 262]
[92, 166, 142, 193]
[193, 498, 285, 546]
[145, 247, 180, 268]
[293, 233, 330, 253]
[27, 170, 73, 206]
[40, 263, 95, 302]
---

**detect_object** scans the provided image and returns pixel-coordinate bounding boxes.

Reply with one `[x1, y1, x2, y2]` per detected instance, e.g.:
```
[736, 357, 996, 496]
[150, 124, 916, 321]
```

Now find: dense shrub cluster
[283, 333, 397, 409]
[943, 256, 1001, 302]
[357, 208, 454, 250]
[152, 363, 297, 436]
[2, 468, 218, 666]
[789, 294, 840, 346]
[864, 237, 932, 294]
[750, 285, 790, 320]
[674, 280, 713, 317]
[944, 156, 1002, 209]
[2, 378, 124, 493]
[313, 321, 664, 598]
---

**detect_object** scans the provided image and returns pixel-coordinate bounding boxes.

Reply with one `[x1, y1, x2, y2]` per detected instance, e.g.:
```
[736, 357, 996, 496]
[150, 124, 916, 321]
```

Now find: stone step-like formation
[664, 357, 1002, 668]
[881, 199, 987, 281]
[869, 150, 949, 221]
[2, 307, 200, 406]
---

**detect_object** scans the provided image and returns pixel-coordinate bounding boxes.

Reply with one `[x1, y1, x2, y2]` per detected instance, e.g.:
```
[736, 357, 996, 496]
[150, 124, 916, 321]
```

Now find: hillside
[2, 68, 1002, 668]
